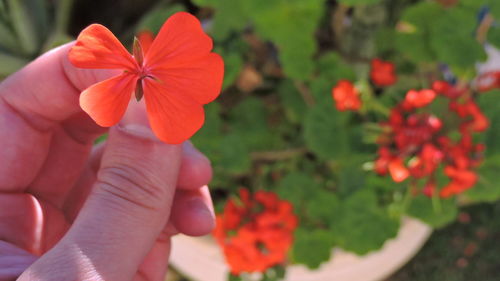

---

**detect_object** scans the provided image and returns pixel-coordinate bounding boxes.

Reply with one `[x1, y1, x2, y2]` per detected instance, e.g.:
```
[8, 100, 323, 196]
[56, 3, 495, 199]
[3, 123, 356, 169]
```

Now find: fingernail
[186, 197, 215, 222]
[118, 101, 157, 140]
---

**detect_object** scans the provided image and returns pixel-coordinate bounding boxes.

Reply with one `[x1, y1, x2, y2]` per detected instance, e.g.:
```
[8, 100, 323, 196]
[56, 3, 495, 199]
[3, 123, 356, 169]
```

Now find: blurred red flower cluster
[213, 189, 298, 275]
[332, 58, 398, 112]
[331, 80, 362, 111]
[375, 80, 487, 198]
[370, 58, 398, 87]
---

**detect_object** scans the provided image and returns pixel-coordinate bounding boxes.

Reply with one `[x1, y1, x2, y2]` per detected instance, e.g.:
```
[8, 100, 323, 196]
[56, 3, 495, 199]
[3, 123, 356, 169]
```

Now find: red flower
[388, 157, 410, 182]
[475, 71, 500, 92]
[450, 100, 489, 132]
[370, 58, 397, 87]
[375, 81, 487, 198]
[69, 12, 224, 144]
[432, 80, 465, 99]
[409, 143, 444, 178]
[440, 166, 477, 198]
[390, 113, 442, 151]
[374, 147, 409, 182]
[332, 80, 362, 111]
[432, 80, 451, 94]
[213, 189, 298, 275]
[403, 89, 436, 109]
[374, 147, 392, 175]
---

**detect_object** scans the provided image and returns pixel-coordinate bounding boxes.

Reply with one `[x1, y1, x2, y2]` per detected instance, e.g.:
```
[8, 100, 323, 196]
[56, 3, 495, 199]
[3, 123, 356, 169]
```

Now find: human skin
[0, 43, 215, 281]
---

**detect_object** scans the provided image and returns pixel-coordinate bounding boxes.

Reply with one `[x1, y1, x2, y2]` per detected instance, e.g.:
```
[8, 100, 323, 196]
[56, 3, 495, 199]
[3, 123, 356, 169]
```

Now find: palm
[0, 44, 214, 281]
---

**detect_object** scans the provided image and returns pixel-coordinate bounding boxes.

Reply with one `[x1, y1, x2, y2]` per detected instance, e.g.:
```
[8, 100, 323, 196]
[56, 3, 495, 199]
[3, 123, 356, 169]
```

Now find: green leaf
[306, 189, 341, 225]
[215, 35, 247, 89]
[191, 103, 251, 175]
[276, 172, 320, 207]
[365, 172, 401, 193]
[52, 0, 73, 34]
[487, 26, 500, 49]
[330, 189, 400, 255]
[262, 265, 286, 281]
[192, 0, 248, 40]
[316, 52, 356, 84]
[274, 266, 286, 279]
[198, 0, 322, 79]
[212, 0, 248, 40]
[477, 90, 500, 156]
[228, 97, 282, 150]
[337, 156, 369, 198]
[0, 1, 8, 21]
[429, 7, 486, 68]
[229, 97, 267, 133]
[303, 104, 350, 160]
[191, 102, 222, 145]
[337, 0, 381, 5]
[460, 0, 487, 10]
[375, 27, 396, 54]
[292, 228, 335, 269]
[407, 195, 458, 228]
[217, 48, 243, 90]
[191, 0, 215, 5]
[395, 1, 441, 63]
[280, 46, 315, 81]
[487, 0, 500, 18]
[0, 21, 18, 52]
[40, 0, 75, 52]
[7, 0, 48, 55]
[309, 77, 334, 106]
[250, 0, 322, 80]
[465, 156, 500, 203]
[278, 80, 308, 124]
[217, 134, 252, 174]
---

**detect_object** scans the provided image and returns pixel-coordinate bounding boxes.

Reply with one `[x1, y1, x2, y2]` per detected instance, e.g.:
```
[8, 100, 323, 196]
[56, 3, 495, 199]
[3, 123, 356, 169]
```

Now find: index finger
[0, 43, 116, 192]
[0, 43, 116, 130]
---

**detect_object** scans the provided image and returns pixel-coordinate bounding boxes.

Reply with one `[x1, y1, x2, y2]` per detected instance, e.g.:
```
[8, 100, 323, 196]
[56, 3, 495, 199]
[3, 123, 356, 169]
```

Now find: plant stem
[294, 80, 316, 107]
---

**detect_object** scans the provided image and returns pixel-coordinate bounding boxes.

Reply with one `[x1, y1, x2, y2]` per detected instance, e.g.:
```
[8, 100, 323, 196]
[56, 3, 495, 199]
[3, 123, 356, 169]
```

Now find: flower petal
[69, 24, 137, 70]
[143, 78, 204, 144]
[388, 158, 409, 182]
[144, 12, 213, 69]
[80, 73, 137, 127]
[150, 53, 224, 104]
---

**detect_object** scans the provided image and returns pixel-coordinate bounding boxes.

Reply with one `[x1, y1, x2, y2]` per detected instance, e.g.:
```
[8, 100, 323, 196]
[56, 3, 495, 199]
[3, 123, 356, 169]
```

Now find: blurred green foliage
[0, 0, 73, 76]
[3, 0, 500, 278]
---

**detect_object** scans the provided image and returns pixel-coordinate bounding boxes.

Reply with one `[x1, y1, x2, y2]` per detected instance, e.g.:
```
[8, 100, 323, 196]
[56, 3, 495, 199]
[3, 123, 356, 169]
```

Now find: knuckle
[97, 164, 169, 212]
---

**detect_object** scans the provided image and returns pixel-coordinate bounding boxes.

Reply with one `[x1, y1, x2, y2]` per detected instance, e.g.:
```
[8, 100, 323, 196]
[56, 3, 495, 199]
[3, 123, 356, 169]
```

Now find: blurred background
[2, 0, 500, 280]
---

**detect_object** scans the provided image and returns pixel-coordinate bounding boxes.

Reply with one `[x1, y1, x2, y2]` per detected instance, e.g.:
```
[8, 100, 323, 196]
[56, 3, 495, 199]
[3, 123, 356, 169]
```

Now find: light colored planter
[170, 217, 432, 281]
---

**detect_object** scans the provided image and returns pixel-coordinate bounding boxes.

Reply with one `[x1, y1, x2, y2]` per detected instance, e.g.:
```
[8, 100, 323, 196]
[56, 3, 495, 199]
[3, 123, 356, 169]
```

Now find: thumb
[19, 103, 182, 281]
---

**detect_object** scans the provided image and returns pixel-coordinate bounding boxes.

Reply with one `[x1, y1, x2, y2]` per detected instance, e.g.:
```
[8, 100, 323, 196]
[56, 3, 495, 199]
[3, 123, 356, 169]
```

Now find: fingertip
[60, 42, 121, 92]
[178, 142, 213, 190]
[172, 187, 215, 236]
[0, 241, 37, 280]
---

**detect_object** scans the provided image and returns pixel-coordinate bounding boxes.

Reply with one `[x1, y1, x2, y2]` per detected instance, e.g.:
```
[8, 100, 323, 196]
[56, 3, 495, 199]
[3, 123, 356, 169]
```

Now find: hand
[0, 43, 215, 281]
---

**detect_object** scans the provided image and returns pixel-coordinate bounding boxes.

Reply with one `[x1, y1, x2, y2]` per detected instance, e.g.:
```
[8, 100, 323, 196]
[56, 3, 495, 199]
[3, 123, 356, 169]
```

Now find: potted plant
[3, 1, 500, 280]
[167, 0, 500, 280]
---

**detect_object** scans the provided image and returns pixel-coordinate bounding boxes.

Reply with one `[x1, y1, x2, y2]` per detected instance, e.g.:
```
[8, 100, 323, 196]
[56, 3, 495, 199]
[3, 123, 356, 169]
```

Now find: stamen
[135, 79, 144, 101]
[133, 37, 144, 67]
